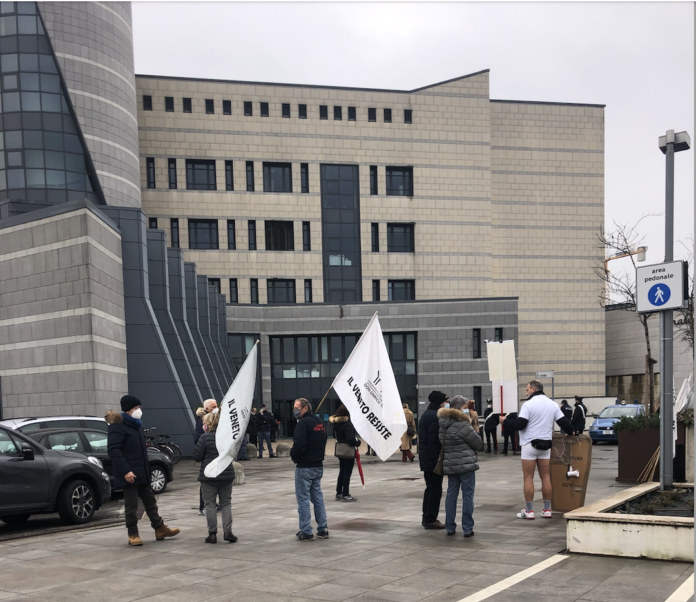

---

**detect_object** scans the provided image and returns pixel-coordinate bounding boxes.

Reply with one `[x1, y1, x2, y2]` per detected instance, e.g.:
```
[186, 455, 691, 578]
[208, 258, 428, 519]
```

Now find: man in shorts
[500, 380, 574, 519]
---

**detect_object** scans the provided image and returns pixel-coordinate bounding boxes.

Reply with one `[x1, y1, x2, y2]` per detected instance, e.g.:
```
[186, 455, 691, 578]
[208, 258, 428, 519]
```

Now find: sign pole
[499, 342, 504, 414]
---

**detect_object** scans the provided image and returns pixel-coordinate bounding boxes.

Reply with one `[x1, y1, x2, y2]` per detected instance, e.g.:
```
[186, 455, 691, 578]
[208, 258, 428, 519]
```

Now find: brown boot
[154, 524, 180, 541]
[128, 534, 143, 546]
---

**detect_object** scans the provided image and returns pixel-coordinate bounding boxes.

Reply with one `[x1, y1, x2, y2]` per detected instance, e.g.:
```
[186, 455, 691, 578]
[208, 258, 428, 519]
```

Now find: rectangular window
[387, 223, 415, 253]
[267, 279, 296, 304]
[244, 101, 252, 116]
[495, 327, 504, 343]
[370, 165, 378, 195]
[282, 103, 290, 118]
[386, 166, 413, 196]
[229, 278, 238, 303]
[334, 106, 342, 120]
[188, 219, 219, 250]
[473, 386, 482, 414]
[227, 219, 236, 250]
[319, 105, 328, 120]
[143, 94, 152, 111]
[223, 100, 231, 115]
[185, 159, 216, 190]
[248, 220, 256, 250]
[260, 102, 269, 117]
[170, 218, 179, 248]
[262, 162, 292, 193]
[348, 106, 356, 121]
[371, 223, 379, 252]
[146, 157, 155, 189]
[246, 161, 255, 191]
[299, 163, 309, 194]
[304, 279, 312, 303]
[168, 158, 177, 189]
[302, 221, 311, 251]
[368, 107, 376, 122]
[265, 221, 294, 251]
[205, 99, 214, 114]
[250, 279, 258, 304]
[404, 109, 412, 124]
[208, 278, 220, 294]
[388, 280, 415, 301]
[183, 97, 192, 113]
[148, 217, 158, 229]
[372, 280, 380, 301]
[298, 103, 307, 119]
[473, 328, 481, 359]
[225, 160, 234, 191]
[384, 108, 392, 123]
[165, 96, 174, 112]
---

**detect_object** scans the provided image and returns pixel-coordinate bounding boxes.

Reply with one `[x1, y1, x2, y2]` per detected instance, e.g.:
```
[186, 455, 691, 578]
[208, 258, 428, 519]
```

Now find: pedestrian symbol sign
[636, 261, 687, 313]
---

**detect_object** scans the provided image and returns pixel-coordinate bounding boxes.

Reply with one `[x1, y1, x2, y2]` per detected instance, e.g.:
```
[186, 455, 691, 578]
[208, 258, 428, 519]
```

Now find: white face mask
[212, 408, 219, 415]
[131, 408, 143, 420]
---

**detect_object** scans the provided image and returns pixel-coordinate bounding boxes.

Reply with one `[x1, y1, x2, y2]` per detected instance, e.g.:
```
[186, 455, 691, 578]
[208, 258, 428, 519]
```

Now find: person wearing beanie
[417, 390, 449, 529]
[106, 395, 180, 547]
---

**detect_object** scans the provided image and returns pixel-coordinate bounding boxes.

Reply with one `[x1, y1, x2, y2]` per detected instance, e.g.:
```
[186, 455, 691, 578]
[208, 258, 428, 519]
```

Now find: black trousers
[422, 470, 443, 524]
[503, 431, 518, 453]
[485, 428, 498, 451]
[337, 457, 355, 496]
[123, 483, 162, 536]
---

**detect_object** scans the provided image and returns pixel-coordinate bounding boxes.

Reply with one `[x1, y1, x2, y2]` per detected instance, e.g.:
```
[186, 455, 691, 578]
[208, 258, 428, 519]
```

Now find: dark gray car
[0, 425, 111, 526]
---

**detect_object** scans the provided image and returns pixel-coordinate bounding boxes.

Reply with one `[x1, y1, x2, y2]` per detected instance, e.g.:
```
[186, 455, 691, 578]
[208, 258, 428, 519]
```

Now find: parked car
[0, 416, 108, 434]
[26, 428, 174, 494]
[589, 403, 645, 444]
[0, 425, 111, 526]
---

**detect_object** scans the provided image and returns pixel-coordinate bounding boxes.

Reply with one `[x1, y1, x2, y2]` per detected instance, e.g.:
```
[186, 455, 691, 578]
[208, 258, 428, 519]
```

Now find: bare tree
[674, 240, 694, 352]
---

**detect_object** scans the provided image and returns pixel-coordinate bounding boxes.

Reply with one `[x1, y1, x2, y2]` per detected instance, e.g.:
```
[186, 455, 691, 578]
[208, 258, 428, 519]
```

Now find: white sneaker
[541, 509, 552, 518]
[517, 508, 535, 520]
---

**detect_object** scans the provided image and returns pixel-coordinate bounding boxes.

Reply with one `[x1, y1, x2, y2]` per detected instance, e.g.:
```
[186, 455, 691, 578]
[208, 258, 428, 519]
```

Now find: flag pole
[314, 386, 333, 414]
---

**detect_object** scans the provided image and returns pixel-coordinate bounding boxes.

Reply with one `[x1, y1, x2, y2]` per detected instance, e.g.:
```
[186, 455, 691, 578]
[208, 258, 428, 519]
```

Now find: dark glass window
[188, 219, 219, 250]
[495, 327, 504, 343]
[225, 160, 233, 191]
[223, 100, 231, 115]
[250, 279, 258, 304]
[168, 158, 177, 189]
[183, 98, 192, 113]
[298, 104, 307, 119]
[370, 165, 378, 195]
[229, 279, 238, 303]
[205, 99, 214, 114]
[260, 102, 269, 117]
[246, 161, 255, 191]
[186, 159, 216, 190]
[267, 279, 296, 304]
[170, 218, 179, 248]
[473, 329, 481, 359]
[248, 220, 256, 250]
[148, 217, 158, 229]
[165, 96, 174, 112]
[387, 223, 414, 253]
[368, 107, 376, 122]
[348, 106, 356, 121]
[473, 386, 482, 414]
[404, 109, 412, 124]
[384, 108, 392, 123]
[319, 105, 328, 120]
[300, 163, 309, 193]
[227, 219, 236, 250]
[244, 101, 252, 116]
[282, 103, 290, 118]
[388, 280, 415, 301]
[302, 221, 311, 251]
[334, 106, 342, 120]
[371, 223, 379, 252]
[304, 279, 312, 303]
[372, 280, 380, 301]
[146, 157, 155, 189]
[265, 221, 294, 251]
[263, 162, 292, 193]
[143, 95, 152, 111]
[386, 166, 413, 196]
[209, 278, 220, 294]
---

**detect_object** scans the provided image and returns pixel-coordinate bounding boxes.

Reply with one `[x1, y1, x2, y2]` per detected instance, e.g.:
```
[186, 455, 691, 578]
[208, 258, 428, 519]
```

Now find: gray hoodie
[437, 408, 483, 475]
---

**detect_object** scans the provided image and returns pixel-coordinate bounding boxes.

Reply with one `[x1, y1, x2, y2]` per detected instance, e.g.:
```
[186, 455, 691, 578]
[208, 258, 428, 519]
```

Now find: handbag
[433, 426, 449, 475]
[407, 425, 416, 438]
[335, 442, 356, 459]
[531, 439, 552, 450]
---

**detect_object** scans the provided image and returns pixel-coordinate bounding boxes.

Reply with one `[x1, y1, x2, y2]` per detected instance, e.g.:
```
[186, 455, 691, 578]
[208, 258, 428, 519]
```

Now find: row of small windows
[142, 95, 413, 124]
[472, 327, 505, 359]
[146, 158, 411, 196]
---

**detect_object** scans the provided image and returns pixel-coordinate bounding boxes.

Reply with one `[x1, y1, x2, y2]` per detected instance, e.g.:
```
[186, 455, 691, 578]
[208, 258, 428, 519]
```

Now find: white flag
[331, 313, 407, 461]
[204, 341, 258, 478]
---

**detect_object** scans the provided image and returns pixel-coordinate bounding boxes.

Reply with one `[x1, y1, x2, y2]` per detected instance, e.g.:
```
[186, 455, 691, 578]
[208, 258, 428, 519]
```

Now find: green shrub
[678, 408, 694, 427]
[613, 413, 660, 433]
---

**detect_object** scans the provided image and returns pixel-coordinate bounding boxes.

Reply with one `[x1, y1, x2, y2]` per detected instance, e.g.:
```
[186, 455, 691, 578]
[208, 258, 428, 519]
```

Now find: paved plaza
[0, 444, 692, 602]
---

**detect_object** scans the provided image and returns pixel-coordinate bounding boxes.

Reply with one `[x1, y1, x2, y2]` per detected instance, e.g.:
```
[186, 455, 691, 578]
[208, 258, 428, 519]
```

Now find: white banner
[486, 340, 518, 414]
[204, 341, 258, 478]
[331, 313, 407, 461]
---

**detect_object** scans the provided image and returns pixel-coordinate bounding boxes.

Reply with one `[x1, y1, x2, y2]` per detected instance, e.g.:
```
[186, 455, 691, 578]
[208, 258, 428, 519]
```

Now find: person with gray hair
[438, 395, 483, 537]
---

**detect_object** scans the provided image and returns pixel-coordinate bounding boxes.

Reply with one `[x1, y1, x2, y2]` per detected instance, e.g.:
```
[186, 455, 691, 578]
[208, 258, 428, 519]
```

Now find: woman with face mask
[329, 404, 361, 501]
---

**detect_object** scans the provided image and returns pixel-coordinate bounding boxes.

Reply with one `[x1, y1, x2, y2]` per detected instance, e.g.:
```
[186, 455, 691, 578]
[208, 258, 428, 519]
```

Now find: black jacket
[246, 414, 257, 437]
[329, 415, 359, 447]
[256, 410, 275, 433]
[192, 432, 236, 482]
[418, 402, 442, 472]
[483, 407, 499, 431]
[290, 411, 327, 468]
[194, 407, 208, 444]
[106, 411, 151, 490]
[571, 404, 587, 432]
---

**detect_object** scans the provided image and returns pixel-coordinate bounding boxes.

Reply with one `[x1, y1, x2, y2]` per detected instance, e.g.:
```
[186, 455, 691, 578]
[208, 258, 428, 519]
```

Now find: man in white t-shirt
[500, 380, 574, 520]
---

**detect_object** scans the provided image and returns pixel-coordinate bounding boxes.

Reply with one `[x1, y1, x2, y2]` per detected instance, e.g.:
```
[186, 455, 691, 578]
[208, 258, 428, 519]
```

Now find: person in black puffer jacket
[329, 404, 361, 502]
[192, 412, 237, 544]
[255, 404, 277, 458]
[418, 390, 449, 530]
[571, 396, 587, 435]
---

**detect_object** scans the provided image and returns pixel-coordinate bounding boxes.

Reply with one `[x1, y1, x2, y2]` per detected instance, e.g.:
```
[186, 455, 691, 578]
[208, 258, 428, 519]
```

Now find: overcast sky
[132, 1, 694, 280]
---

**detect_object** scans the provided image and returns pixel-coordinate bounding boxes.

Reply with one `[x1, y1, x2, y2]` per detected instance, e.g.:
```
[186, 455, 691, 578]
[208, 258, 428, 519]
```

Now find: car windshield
[599, 406, 638, 419]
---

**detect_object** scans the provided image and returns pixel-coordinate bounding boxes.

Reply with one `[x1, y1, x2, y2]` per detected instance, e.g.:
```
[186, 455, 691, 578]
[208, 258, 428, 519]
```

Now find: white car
[0, 416, 108, 434]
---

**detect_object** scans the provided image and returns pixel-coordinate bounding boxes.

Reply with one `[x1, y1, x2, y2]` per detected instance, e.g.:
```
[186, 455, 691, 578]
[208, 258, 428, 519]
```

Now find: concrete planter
[565, 482, 694, 562]
[617, 428, 659, 482]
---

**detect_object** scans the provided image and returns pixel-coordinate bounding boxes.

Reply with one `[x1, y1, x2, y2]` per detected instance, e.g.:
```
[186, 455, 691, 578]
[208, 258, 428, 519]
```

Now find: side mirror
[21, 447, 34, 461]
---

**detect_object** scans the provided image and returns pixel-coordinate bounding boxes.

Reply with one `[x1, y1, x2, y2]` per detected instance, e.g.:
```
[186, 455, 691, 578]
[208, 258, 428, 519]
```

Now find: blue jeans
[295, 467, 327, 536]
[445, 472, 476, 534]
[258, 431, 273, 457]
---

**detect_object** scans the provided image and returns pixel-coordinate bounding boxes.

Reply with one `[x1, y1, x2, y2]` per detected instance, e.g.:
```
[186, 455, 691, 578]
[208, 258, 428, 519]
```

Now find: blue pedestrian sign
[636, 261, 687, 313]
[648, 283, 670, 306]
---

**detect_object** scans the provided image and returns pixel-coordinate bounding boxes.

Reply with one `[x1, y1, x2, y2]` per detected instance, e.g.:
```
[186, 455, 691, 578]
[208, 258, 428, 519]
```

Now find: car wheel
[150, 466, 167, 494]
[58, 479, 95, 525]
[0, 513, 31, 526]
